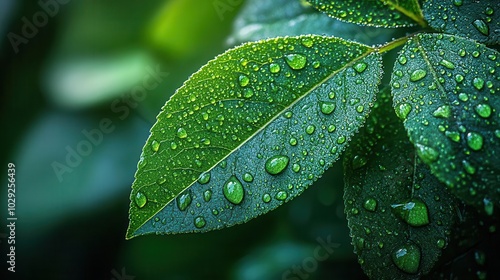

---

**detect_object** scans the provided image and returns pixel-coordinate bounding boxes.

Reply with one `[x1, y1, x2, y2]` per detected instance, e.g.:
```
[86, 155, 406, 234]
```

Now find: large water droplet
[269, 63, 281, 73]
[284, 54, 307, 70]
[239, 74, 250, 87]
[320, 102, 336, 115]
[265, 155, 290, 175]
[177, 128, 188, 139]
[416, 143, 439, 164]
[391, 198, 430, 227]
[194, 216, 206, 228]
[151, 140, 160, 152]
[135, 192, 147, 208]
[467, 132, 484, 151]
[177, 191, 192, 211]
[475, 103, 492, 118]
[396, 103, 412, 120]
[198, 172, 211, 184]
[433, 105, 452, 118]
[472, 19, 489, 36]
[392, 242, 421, 274]
[410, 69, 427, 82]
[223, 175, 244, 204]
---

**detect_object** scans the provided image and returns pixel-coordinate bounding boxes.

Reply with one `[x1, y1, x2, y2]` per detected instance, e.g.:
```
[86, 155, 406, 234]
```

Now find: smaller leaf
[344, 89, 460, 279]
[423, 0, 500, 45]
[391, 33, 500, 215]
[306, 0, 426, 27]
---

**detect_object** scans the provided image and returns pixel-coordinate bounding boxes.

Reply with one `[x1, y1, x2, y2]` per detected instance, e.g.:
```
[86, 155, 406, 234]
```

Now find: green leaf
[391, 33, 500, 215]
[344, 89, 460, 279]
[306, 0, 426, 27]
[127, 35, 382, 238]
[228, 0, 396, 46]
[423, 0, 500, 45]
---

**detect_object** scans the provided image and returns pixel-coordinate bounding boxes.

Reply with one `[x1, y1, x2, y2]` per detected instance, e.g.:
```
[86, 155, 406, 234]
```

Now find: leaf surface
[423, 0, 500, 45]
[306, 0, 425, 27]
[344, 89, 460, 279]
[127, 35, 382, 238]
[391, 33, 500, 215]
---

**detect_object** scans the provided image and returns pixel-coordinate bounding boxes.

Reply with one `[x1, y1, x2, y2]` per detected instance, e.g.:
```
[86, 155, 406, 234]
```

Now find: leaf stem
[377, 36, 411, 54]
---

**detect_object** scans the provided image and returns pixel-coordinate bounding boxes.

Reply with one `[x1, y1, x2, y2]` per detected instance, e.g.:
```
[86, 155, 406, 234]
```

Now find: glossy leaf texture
[423, 0, 500, 45]
[391, 33, 500, 215]
[306, 0, 425, 27]
[228, 0, 395, 46]
[126, 35, 383, 238]
[344, 89, 460, 279]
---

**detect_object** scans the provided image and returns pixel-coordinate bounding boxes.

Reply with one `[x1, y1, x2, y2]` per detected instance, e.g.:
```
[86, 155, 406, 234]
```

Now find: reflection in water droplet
[269, 63, 281, 73]
[284, 54, 307, 70]
[223, 175, 244, 204]
[135, 192, 147, 208]
[265, 155, 290, 175]
[392, 242, 421, 274]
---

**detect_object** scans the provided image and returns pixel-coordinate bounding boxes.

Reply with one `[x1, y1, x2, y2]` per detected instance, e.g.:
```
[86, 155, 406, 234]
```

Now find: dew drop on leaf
[306, 125, 316, 135]
[363, 198, 377, 212]
[475, 103, 492, 118]
[262, 193, 271, 203]
[396, 103, 412, 120]
[484, 198, 494, 216]
[265, 155, 290, 175]
[243, 88, 254, 99]
[275, 191, 288, 201]
[243, 172, 254, 182]
[415, 143, 439, 164]
[391, 199, 430, 227]
[439, 59, 455, 69]
[472, 19, 490, 36]
[354, 62, 368, 73]
[392, 242, 421, 274]
[410, 69, 427, 82]
[203, 190, 212, 202]
[284, 53, 307, 70]
[473, 77, 485, 90]
[433, 105, 452, 118]
[198, 172, 211, 184]
[223, 175, 244, 205]
[135, 192, 147, 208]
[177, 128, 188, 139]
[269, 63, 281, 73]
[320, 102, 336, 115]
[194, 216, 206, 228]
[176, 191, 192, 211]
[151, 140, 160, 152]
[238, 74, 250, 87]
[466, 132, 484, 151]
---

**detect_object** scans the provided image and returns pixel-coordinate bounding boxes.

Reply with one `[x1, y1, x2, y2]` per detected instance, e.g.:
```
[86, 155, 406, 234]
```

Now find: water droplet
[138, 156, 147, 169]
[262, 193, 271, 203]
[410, 69, 427, 82]
[398, 56, 407, 65]
[485, 7, 494, 15]
[440, 59, 455, 69]
[484, 198, 494, 216]
[472, 19, 489, 36]
[445, 131, 461, 142]
[437, 239, 446, 249]
[243, 88, 254, 99]
[243, 172, 254, 182]
[328, 91, 335, 99]
[201, 138, 211, 145]
[269, 63, 281, 73]
[265, 155, 290, 175]
[392, 243, 421, 274]
[306, 125, 316, 135]
[198, 172, 211, 184]
[289, 137, 298, 146]
[320, 102, 336, 115]
[177, 191, 192, 211]
[467, 132, 484, 151]
[337, 136, 346, 144]
[416, 143, 439, 164]
[433, 105, 452, 118]
[284, 54, 307, 70]
[135, 192, 147, 208]
[396, 103, 412, 120]
[194, 216, 206, 228]
[157, 176, 166, 185]
[363, 198, 377, 212]
[462, 160, 476, 175]
[473, 77, 485, 90]
[391, 199, 430, 227]
[275, 191, 288, 201]
[328, 125, 336, 133]
[223, 175, 244, 205]
[203, 190, 212, 202]
[301, 37, 314, 48]
[292, 163, 301, 173]
[177, 128, 188, 139]
[353, 62, 367, 73]
[453, 0, 463, 6]
[239, 74, 250, 87]
[352, 155, 368, 170]
[455, 74, 464, 83]
[475, 103, 492, 118]
[151, 140, 160, 152]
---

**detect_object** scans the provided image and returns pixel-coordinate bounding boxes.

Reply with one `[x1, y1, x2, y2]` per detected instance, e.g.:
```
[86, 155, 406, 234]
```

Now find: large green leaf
[228, 0, 395, 46]
[344, 89, 460, 279]
[423, 0, 500, 45]
[127, 35, 382, 238]
[391, 33, 500, 215]
[306, 0, 426, 27]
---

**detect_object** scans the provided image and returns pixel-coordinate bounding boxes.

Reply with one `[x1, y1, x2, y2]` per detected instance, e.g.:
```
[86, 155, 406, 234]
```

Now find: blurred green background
[0, 0, 379, 279]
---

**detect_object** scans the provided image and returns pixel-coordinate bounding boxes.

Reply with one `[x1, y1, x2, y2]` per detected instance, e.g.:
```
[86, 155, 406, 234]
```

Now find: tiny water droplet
[410, 69, 427, 82]
[391, 199, 430, 227]
[328, 125, 336, 133]
[177, 128, 188, 139]
[433, 105, 452, 118]
[392, 242, 421, 274]
[337, 136, 346, 144]
[138, 156, 147, 169]
[353, 62, 367, 73]
[363, 198, 377, 212]
[320, 102, 336, 115]
[223, 175, 244, 205]
[151, 140, 160, 152]
[243, 172, 254, 182]
[275, 191, 288, 201]
[396, 103, 412, 120]
[284, 54, 307, 70]
[455, 74, 464, 83]
[177, 191, 192, 211]
[194, 216, 206, 228]
[198, 172, 211, 184]
[472, 19, 489, 36]
[352, 155, 368, 170]
[467, 132, 484, 151]
[265, 155, 290, 175]
[135, 192, 147, 208]
[239, 75, 250, 87]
